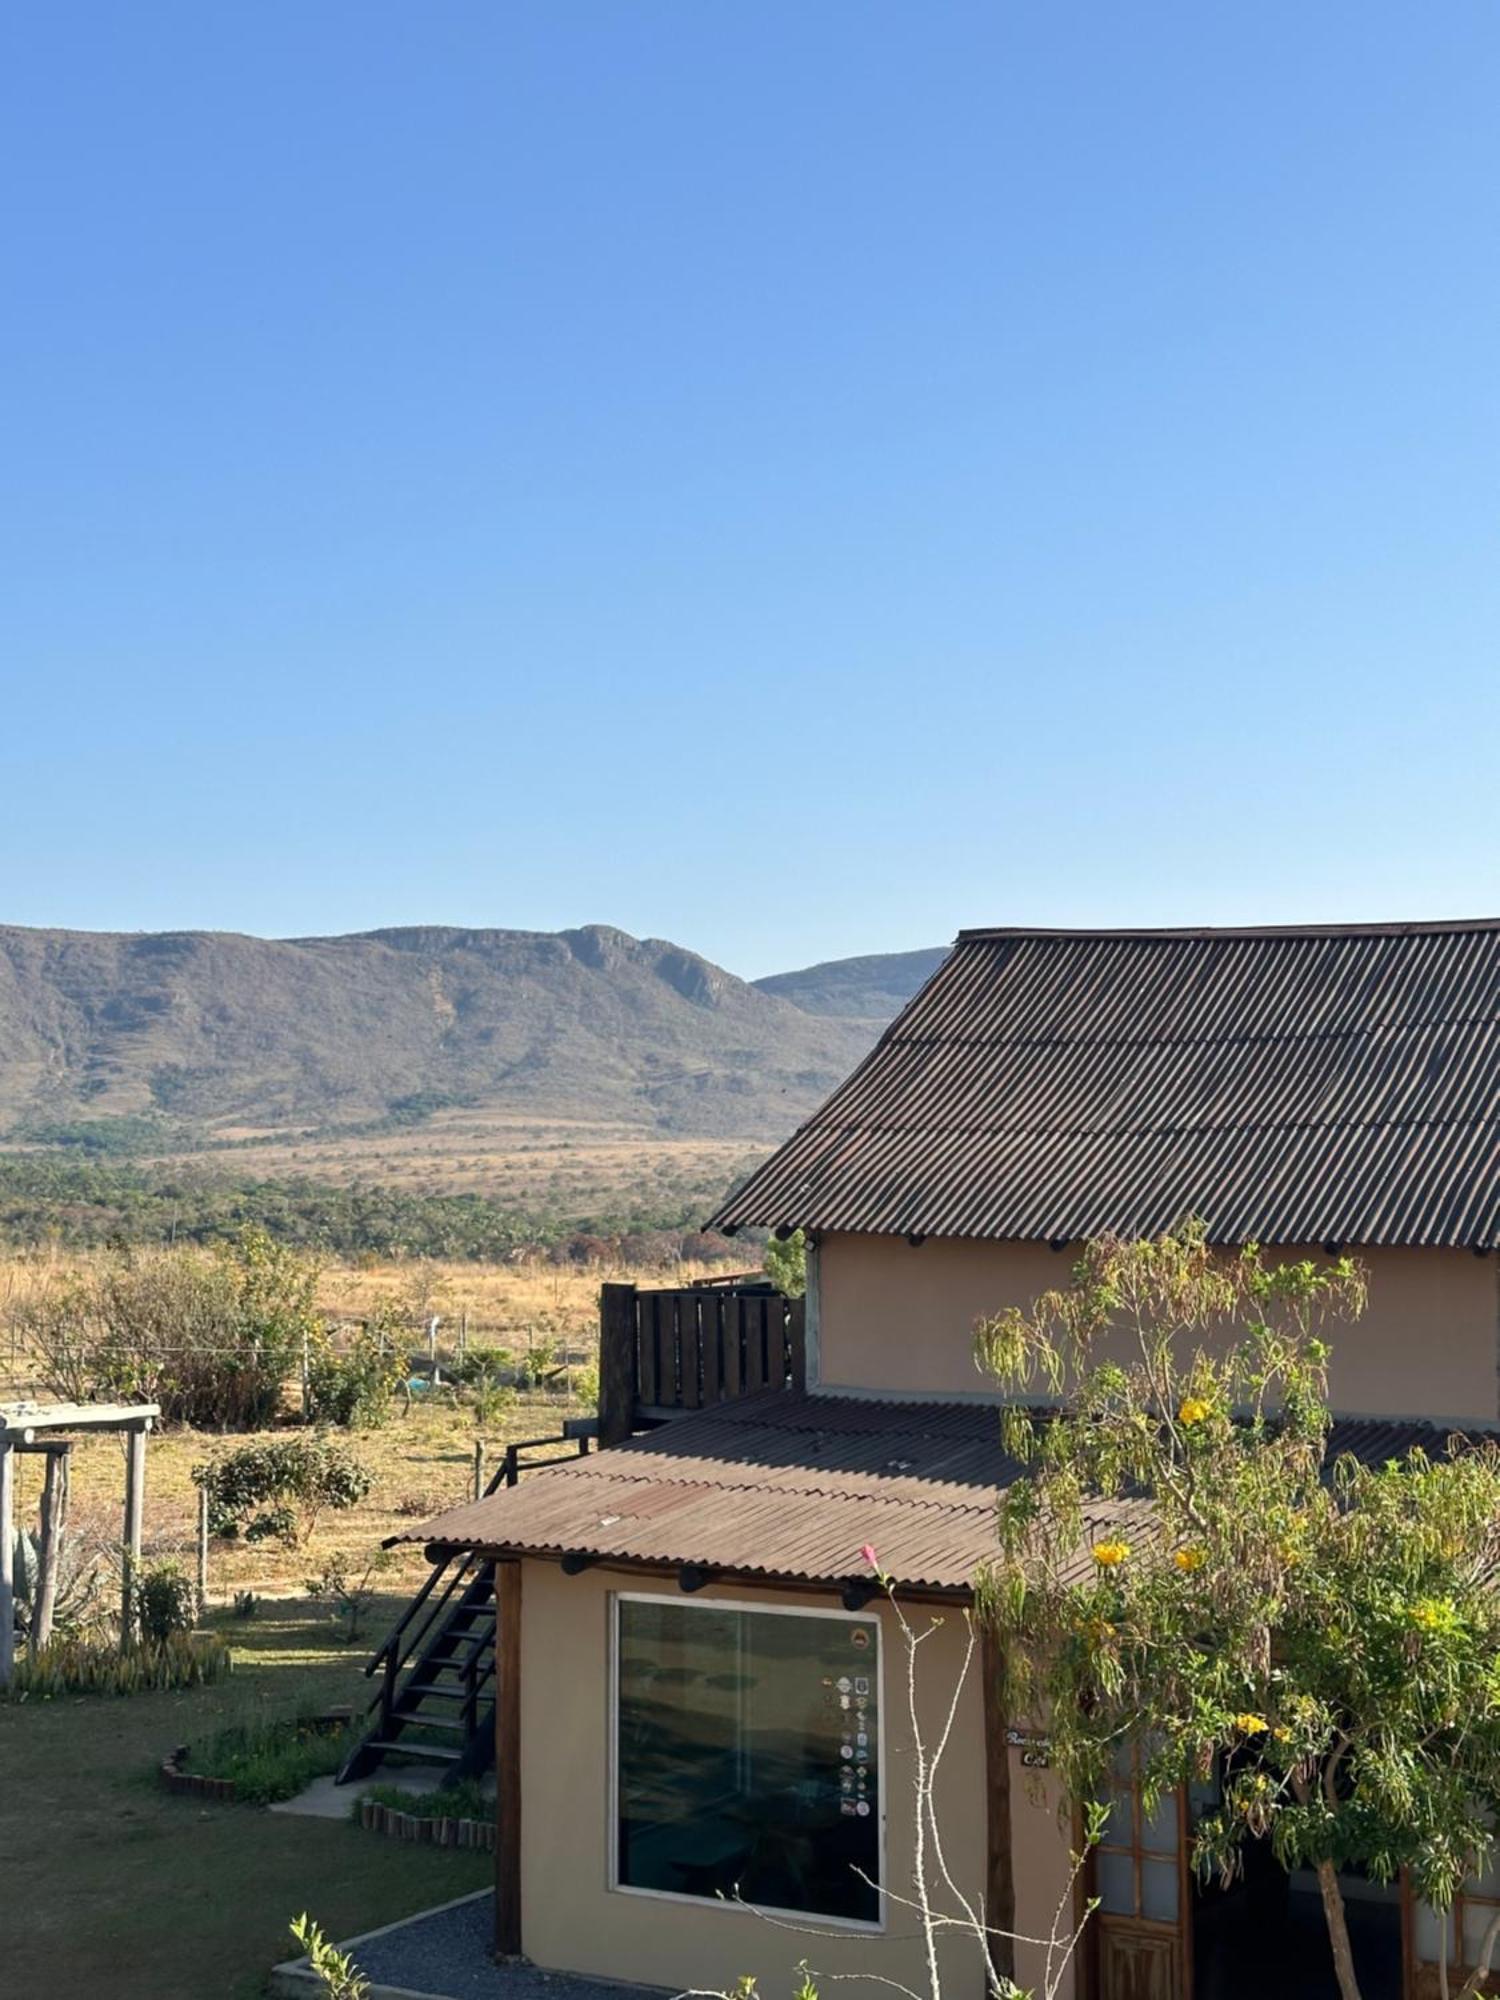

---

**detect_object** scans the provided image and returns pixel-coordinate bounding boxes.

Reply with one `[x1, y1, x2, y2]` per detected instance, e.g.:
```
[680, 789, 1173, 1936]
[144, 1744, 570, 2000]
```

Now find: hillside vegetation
[0, 921, 876, 1143]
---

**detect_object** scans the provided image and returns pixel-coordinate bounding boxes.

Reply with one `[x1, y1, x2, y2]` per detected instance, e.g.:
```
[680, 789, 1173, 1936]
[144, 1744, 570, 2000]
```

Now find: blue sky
[3, 3, 1497, 980]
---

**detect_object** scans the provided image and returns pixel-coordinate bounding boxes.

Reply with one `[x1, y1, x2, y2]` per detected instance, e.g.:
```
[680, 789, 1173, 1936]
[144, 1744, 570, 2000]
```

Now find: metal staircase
[338, 1551, 498, 1783]
[338, 1429, 592, 1786]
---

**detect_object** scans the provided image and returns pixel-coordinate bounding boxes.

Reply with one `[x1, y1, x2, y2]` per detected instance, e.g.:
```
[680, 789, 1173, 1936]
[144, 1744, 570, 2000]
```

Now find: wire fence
[0, 1309, 600, 1407]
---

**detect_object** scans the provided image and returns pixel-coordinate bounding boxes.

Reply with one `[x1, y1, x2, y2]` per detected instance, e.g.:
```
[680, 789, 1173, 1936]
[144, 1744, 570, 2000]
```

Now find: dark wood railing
[598, 1281, 804, 1445]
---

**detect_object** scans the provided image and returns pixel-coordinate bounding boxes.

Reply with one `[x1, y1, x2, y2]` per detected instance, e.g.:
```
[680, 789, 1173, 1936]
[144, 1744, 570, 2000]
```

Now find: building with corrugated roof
[379, 920, 1498, 2000]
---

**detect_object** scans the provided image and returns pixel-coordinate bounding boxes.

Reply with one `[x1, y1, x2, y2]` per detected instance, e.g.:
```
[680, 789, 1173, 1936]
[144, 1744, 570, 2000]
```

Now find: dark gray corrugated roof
[711, 922, 1500, 1249]
[403, 1392, 1499, 1592]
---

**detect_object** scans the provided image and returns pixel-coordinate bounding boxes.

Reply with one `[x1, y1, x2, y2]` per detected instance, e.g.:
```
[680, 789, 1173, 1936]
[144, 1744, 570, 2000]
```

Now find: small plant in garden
[132, 1560, 195, 1644]
[3, 1630, 231, 1699]
[305, 1548, 394, 1643]
[290, 1915, 369, 2000]
[185, 1714, 351, 1803]
[232, 1589, 259, 1619]
[193, 1434, 372, 1546]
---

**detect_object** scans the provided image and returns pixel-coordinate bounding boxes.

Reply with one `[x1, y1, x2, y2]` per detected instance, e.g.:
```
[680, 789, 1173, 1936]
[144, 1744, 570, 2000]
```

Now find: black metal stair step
[402, 1682, 471, 1700]
[363, 1740, 461, 1763]
[391, 1715, 469, 1733]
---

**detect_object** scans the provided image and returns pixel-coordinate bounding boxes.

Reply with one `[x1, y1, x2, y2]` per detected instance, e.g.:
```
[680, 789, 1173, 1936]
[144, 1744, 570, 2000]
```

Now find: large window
[613, 1596, 882, 1927]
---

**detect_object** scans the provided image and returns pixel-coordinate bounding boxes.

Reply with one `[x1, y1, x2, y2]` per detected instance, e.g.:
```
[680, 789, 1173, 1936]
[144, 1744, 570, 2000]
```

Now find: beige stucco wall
[518, 1559, 1020, 1999]
[813, 1233, 1499, 1423]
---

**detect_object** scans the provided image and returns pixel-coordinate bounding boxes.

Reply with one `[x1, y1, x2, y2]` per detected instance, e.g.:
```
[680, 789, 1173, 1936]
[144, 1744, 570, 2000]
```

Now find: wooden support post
[981, 1622, 1017, 1986]
[35, 1442, 71, 1648]
[597, 1283, 637, 1448]
[0, 1441, 14, 1690]
[196, 1482, 210, 1616]
[121, 1424, 145, 1649]
[473, 1439, 486, 1502]
[494, 1559, 523, 1959]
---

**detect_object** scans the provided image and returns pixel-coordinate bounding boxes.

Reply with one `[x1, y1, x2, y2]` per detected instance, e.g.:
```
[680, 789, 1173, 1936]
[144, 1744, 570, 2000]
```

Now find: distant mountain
[0, 924, 879, 1143]
[754, 946, 950, 1022]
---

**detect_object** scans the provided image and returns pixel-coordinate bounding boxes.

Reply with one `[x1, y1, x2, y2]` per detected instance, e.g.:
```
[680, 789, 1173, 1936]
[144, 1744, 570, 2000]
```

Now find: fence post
[121, 1424, 145, 1651]
[473, 1439, 486, 1502]
[196, 1482, 210, 1616]
[301, 1330, 311, 1422]
[597, 1284, 637, 1448]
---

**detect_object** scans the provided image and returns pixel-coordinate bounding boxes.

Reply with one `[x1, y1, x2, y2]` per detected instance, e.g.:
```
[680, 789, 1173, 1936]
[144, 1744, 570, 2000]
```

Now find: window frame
[607, 1588, 888, 1933]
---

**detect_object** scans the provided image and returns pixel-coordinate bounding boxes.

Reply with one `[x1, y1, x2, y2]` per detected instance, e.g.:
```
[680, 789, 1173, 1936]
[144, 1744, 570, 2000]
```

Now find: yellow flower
[1410, 1597, 1459, 1633]
[1178, 1397, 1212, 1426]
[1231, 1712, 1270, 1736]
[1092, 1538, 1131, 1567]
[1173, 1546, 1206, 1573]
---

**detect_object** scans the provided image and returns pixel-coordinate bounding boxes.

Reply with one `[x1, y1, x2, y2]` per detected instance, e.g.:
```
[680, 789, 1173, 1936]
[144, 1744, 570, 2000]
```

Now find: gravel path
[351, 1893, 666, 2000]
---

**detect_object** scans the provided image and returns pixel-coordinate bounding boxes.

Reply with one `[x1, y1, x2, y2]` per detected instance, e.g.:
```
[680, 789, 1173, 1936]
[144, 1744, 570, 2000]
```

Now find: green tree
[763, 1228, 806, 1299]
[977, 1222, 1500, 2000]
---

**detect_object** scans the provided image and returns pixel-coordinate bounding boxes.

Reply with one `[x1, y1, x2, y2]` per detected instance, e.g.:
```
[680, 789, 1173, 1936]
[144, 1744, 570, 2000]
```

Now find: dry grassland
[146, 1107, 764, 1212]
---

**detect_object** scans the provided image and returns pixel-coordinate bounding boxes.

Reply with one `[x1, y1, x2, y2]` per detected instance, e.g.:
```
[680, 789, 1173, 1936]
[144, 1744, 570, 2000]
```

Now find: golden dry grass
[144, 1106, 764, 1211]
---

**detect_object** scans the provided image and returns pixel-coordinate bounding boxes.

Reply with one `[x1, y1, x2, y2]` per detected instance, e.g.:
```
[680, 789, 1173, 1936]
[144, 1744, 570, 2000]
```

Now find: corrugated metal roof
[400, 1393, 1493, 1593]
[711, 922, 1500, 1248]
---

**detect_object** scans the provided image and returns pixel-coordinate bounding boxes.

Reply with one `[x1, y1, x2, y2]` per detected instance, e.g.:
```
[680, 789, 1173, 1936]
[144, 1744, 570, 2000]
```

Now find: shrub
[306, 1309, 405, 1429]
[571, 1361, 600, 1412]
[304, 1548, 394, 1643]
[3, 1631, 231, 1699]
[133, 1561, 195, 1644]
[17, 1229, 322, 1429]
[185, 1714, 352, 1804]
[194, 1435, 371, 1546]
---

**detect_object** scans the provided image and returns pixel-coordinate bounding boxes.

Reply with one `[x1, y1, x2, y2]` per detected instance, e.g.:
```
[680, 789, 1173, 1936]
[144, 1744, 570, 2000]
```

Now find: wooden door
[1089, 1741, 1191, 2000]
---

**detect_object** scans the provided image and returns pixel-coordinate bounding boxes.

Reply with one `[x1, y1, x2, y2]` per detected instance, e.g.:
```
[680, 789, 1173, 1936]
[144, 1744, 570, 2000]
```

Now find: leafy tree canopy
[977, 1222, 1500, 2000]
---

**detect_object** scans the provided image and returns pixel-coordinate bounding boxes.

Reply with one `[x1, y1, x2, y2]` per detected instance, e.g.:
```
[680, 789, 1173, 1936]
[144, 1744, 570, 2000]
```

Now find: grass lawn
[0, 1596, 492, 2000]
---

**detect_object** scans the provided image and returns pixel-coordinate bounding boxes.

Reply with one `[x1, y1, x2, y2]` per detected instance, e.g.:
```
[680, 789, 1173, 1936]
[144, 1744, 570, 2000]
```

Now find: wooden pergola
[0, 1400, 160, 1688]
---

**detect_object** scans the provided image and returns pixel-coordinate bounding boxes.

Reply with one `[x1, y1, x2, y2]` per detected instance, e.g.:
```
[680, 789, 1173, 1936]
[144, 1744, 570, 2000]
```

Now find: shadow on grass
[0, 1596, 491, 2000]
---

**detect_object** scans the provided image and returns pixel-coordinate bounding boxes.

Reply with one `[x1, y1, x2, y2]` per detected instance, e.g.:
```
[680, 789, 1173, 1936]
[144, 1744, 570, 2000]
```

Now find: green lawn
[0, 1598, 492, 2000]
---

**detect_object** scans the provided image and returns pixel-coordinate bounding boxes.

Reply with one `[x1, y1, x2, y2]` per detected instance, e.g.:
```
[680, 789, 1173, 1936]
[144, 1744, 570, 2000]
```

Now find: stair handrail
[362, 1549, 475, 1679]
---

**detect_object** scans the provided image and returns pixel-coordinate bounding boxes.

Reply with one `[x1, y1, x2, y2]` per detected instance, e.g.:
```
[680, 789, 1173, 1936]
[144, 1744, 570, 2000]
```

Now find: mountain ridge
[0, 921, 932, 1145]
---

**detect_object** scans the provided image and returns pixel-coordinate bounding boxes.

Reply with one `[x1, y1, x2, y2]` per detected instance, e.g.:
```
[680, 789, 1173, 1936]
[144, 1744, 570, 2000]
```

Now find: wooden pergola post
[33, 1441, 71, 1648]
[121, 1423, 146, 1649]
[0, 1440, 14, 1690]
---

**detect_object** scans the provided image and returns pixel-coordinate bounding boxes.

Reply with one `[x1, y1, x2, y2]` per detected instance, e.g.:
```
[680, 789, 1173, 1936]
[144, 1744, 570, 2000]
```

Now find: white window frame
[608, 1589, 888, 1933]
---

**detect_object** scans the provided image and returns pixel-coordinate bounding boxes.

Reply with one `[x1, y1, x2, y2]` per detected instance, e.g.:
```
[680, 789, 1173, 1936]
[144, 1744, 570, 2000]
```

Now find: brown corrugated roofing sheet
[711, 922, 1500, 1249]
[402, 1393, 1492, 1594]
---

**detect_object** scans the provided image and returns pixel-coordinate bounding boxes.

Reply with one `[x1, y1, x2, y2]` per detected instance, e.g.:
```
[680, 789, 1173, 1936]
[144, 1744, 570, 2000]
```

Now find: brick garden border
[358, 1796, 495, 1852]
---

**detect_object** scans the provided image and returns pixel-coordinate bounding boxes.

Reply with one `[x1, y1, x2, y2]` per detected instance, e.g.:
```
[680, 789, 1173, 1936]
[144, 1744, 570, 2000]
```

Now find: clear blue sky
[3, 4, 1497, 980]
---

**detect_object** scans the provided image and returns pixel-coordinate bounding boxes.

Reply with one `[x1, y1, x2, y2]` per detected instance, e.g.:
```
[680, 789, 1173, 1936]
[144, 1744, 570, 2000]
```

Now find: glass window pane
[1099, 1783, 1131, 1845]
[1414, 1903, 1452, 1964]
[1141, 1858, 1179, 1923]
[1142, 1789, 1179, 1855]
[616, 1600, 881, 1926]
[1097, 1848, 1135, 1915]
